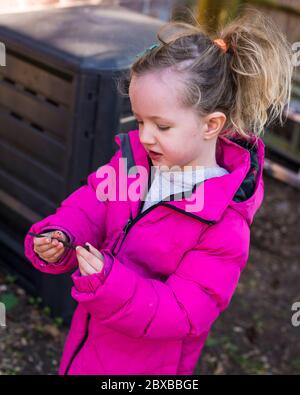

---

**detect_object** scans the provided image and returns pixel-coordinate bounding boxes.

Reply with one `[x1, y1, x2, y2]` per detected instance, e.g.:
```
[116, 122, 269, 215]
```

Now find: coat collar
[114, 129, 265, 225]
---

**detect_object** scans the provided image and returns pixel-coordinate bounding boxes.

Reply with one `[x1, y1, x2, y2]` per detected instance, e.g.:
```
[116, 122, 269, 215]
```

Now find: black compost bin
[0, 4, 163, 323]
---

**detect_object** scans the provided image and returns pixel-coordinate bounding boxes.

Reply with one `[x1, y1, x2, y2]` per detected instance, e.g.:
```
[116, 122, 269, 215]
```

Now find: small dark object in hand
[28, 231, 90, 251]
[83, 244, 90, 252]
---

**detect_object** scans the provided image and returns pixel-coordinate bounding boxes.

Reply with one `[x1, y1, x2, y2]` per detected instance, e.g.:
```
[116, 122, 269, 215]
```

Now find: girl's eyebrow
[133, 112, 173, 123]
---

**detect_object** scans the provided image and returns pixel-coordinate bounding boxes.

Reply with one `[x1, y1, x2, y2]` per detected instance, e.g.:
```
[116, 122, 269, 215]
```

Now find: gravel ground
[0, 174, 299, 375]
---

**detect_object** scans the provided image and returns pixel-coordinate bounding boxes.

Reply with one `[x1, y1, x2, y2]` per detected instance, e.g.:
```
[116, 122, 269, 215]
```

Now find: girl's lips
[149, 150, 163, 160]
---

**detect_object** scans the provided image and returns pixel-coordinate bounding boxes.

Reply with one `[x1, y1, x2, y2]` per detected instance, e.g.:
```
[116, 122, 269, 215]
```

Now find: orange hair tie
[213, 38, 228, 53]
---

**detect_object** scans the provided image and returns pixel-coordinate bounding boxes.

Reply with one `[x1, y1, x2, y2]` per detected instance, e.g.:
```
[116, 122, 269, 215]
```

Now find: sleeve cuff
[24, 223, 76, 273]
[71, 248, 114, 293]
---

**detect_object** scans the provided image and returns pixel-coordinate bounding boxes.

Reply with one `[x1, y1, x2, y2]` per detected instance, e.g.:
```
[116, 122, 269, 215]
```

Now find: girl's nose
[139, 127, 156, 146]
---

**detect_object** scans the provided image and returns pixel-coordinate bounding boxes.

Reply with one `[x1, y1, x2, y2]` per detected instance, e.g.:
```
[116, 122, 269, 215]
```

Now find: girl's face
[129, 70, 217, 170]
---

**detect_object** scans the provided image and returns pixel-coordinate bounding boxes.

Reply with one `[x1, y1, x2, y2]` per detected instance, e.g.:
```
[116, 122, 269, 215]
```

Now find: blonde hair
[117, 6, 293, 142]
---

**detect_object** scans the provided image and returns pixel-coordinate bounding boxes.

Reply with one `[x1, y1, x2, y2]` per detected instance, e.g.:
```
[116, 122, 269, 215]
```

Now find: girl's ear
[203, 112, 226, 140]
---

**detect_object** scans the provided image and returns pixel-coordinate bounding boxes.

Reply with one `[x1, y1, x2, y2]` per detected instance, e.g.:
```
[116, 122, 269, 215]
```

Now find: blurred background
[0, 0, 299, 375]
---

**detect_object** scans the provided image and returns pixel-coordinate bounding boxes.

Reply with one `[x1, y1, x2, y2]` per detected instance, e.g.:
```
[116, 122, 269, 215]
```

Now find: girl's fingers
[33, 231, 66, 249]
[35, 239, 58, 253]
[34, 239, 52, 254]
[36, 241, 64, 259]
[35, 239, 64, 255]
[33, 232, 57, 252]
[77, 254, 98, 276]
[34, 234, 53, 247]
[40, 245, 63, 259]
[31, 231, 66, 263]
[78, 265, 89, 276]
[85, 243, 104, 261]
[46, 251, 64, 263]
[76, 246, 103, 272]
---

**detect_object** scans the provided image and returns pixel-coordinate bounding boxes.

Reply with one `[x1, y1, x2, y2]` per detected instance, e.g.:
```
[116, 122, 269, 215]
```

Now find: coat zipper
[111, 200, 216, 257]
[64, 313, 91, 375]
[111, 214, 133, 255]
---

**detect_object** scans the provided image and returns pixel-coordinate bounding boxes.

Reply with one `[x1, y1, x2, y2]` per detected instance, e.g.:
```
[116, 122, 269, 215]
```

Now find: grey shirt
[141, 165, 229, 212]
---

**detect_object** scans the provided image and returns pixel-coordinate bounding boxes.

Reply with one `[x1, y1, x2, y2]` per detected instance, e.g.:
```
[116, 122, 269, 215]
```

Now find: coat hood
[114, 129, 265, 227]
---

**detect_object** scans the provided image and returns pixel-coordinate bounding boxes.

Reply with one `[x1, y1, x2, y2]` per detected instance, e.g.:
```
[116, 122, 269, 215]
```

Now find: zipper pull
[112, 217, 133, 255]
[123, 218, 132, 234]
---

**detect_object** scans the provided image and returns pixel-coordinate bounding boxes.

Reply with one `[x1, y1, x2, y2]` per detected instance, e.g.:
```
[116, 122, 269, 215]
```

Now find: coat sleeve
[24, 148, 122, 275]
[71, 212, 250, 340]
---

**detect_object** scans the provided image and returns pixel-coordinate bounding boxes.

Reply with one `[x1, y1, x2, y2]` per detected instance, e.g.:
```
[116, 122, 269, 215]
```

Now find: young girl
[24, 8, 292, 375]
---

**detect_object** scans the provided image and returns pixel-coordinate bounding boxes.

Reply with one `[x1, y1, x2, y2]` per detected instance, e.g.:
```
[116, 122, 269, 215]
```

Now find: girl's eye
[157, 126, 170, 131]
[136, 120, 169, 131]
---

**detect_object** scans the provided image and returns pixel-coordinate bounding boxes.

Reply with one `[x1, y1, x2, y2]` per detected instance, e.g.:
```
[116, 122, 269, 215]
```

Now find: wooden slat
[263, 132, 300, 166]
[292, 69, 300, 101]
[248, 0, 300, 16]
[0, 169, 57, 216]
[0, 106, 65, 173]
[0, 79, 70, 139]
[291, 122, 300, 151]
[264, 158, 300, 189]
[0, 53, 73, 106]
[0, 140, 64, 202]
[0, 188, 41, 224]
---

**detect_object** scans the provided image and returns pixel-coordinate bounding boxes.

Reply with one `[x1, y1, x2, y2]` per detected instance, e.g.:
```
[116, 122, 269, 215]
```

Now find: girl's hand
[76, 243, 104, 276]
[33, 230, 67, 263]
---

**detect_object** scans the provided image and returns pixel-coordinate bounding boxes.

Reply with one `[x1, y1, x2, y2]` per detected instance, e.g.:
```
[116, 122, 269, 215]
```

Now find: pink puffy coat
[24, 128, 265, 375]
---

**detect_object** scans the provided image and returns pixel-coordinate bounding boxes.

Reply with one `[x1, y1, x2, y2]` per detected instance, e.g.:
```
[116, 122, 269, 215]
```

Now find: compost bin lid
[0, 4, 163, 72]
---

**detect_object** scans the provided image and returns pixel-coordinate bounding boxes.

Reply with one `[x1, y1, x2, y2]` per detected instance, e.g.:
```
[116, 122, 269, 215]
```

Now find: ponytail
[217, 6, 293, 138]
